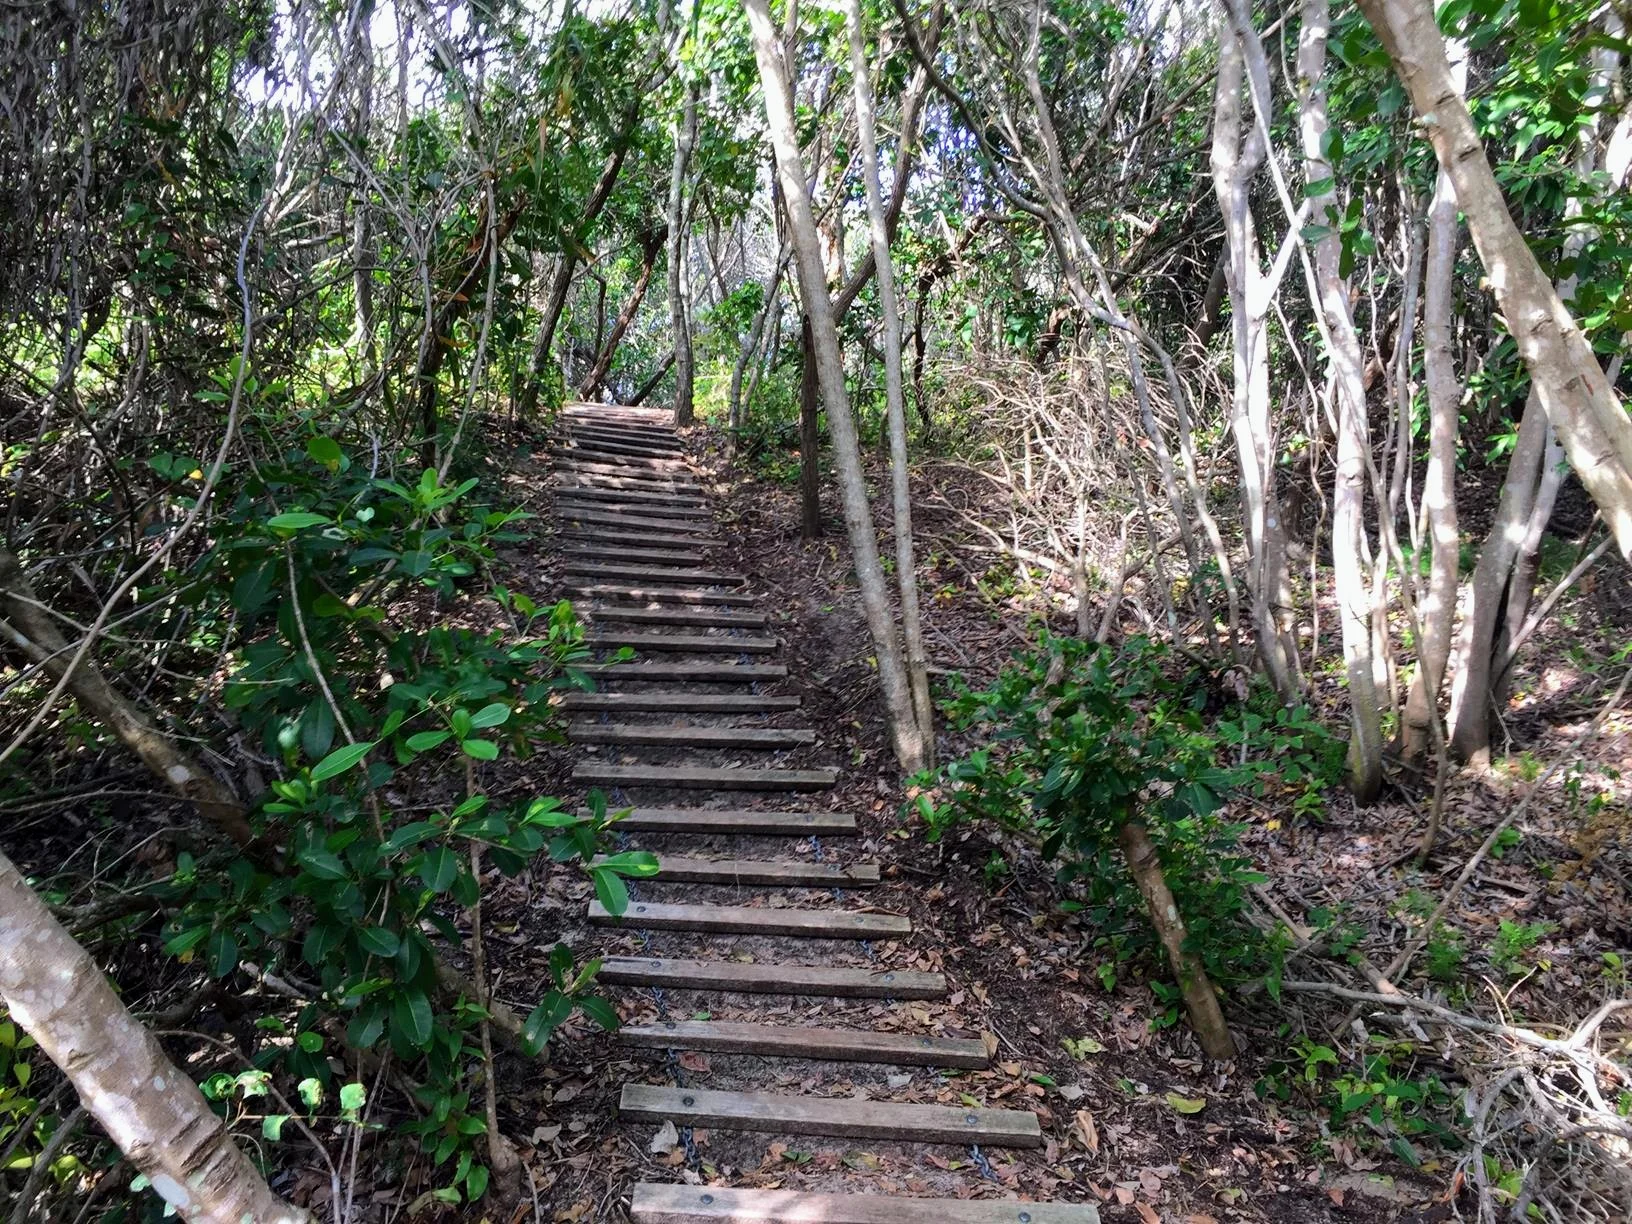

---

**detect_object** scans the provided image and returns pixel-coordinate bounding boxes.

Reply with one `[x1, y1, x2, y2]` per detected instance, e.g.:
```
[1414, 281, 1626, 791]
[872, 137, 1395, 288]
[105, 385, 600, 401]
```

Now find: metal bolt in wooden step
[618, 1085, 1041, 1148]
[600, 956, 939, 997]
[588, 900, 909, 938]
[588, 855, 875, 886]
[619, 1020, 985, 1067]
[629, 1183, 1100, 1223]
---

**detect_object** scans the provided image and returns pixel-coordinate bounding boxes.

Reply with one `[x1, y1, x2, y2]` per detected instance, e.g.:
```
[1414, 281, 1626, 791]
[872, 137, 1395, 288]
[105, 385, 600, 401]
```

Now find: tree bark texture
[1357, 0, 1632, 564]
[578, 226, 665, 402]
[744, 0, 928, 773]
[1295, 0, 1383, 800]
[846, 0, 934, 758]
[0, 850, 311, 1223]
[667, 81, 701, 425]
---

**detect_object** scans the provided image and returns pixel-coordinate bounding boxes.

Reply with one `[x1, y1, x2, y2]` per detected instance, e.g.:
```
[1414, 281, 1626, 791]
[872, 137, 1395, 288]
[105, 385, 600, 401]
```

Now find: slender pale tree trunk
[1295, 0, 1382, 799]
[667, 81, 700, 424]
[0, 851, 311, 1224]
[729, 243, 789, 434]
[1357, 0, 1632, 563]
[1400, 76, 1463, 760]
[744, 0, 927, 772]
[845, 0, 933, 758]
[1209, 34, 1302, 700]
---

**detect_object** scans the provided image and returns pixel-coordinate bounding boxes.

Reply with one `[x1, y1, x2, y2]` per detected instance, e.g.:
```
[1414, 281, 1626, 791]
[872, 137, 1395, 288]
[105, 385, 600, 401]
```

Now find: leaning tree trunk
[1357, 0, 1632, 564]
[667, 81, 700, 425]
[845, 0, 934, 758]
[1117, 821, 1235, 1060]
[0, 850, 311, 1224]
[0, 547, 252, 845]
[1294, 0, 1383, 800]
[743, 0, 928, 773]
[578, 228, 664, 402]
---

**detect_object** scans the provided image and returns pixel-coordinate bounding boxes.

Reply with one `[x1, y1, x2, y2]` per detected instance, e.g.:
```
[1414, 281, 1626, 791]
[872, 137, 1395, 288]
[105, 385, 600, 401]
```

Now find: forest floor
[494, 418, 1631, 1224]
[5, 414, 1628, 1222]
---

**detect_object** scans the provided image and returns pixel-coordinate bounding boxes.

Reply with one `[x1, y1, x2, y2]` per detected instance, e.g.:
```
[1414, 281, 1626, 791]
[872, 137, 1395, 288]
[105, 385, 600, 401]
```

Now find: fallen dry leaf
[1073, 1108, 1099, 1154]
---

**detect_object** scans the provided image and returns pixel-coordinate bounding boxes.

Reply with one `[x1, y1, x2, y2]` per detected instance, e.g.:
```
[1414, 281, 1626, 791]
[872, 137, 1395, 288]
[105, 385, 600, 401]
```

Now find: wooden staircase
[553, 403, 1097, 1223]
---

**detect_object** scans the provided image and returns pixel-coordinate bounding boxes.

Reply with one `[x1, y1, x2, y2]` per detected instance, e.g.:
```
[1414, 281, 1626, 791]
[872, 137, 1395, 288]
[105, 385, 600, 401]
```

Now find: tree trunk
[846, 0, 934, 760]
[745, 0, 928, 773]
[1400, 106, 1463, 761]
[796, 315, 824, 540]
[578, 228, 664, 402]
[516, 252, 576, 420]
[0, 850, 312, 1224]
[1209, 34, 1302, 700]
[667, 81, 700, 425]
[1116, 821, 1235, 1060]
[1295, 0, 1382, 800]
[1357, 0, 1632, 563]
[0, 548, 251, 845]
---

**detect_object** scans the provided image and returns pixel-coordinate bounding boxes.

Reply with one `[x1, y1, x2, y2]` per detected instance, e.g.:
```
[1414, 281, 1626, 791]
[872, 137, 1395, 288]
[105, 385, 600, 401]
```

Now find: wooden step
[574, 662, 789, 682]
[569, 721, 810, 746]
[586, 632, 780, 654]
[602, 809, 858, 836]
[563, 528, 720, 550]
[563, 693, 798, 714]
[601, 956, 938, 997]
[563, 507, 720, 534]
[566, 564, 742, 586]
[554, 486, 711, 509]
[620, 1021, 983, 1067]
[573, 764, 836, 791]
[554, 464, 701, 489]
[566, 431, 682, 455]
[559, 543, 707, 566]
[630, 1184, 1099, 1223]
[567, 584, 757, 607]
[558, 496, 713, 520]
[583, 605, 768, 627]
[589, 900, 909, 938]
[619, 1086, 1040, 1147]
[589, 855, 876, 886]
[556, 457, 699, 479]
[563, 446, 693, 468]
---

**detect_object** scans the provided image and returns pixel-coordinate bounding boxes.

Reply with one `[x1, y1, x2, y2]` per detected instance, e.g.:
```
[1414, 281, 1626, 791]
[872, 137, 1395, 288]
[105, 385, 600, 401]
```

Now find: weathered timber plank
[620, 1021, 983, 1067]
[563, 446, 692, 467]
[566, 584, 757, 607]
[565, 431, 682, 455]
[562, 528, 720, 550]
[568, 721, 809, 746]
[599, 956, 937, 996]
[585, 632, 780, 654]
[555, 467, 701, 491]
[581, 606, 768, 627]
[562, 507, 719, 534]
[572, 764, 835, 791]
[562, 693, 798, 713]
[588, 855, 875, 886]
[554, 486, 711, 508]
[618, 1086, 1040, 1147]
[630, 1184, 1098, 1223]
[598, 809, 857, 835]
[573, 662, 788, 682]
[565, 564, 743, 586]
[558, 496, 713, 520]
[589, 900, 909, 938]
[558, 543, 708, 565]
